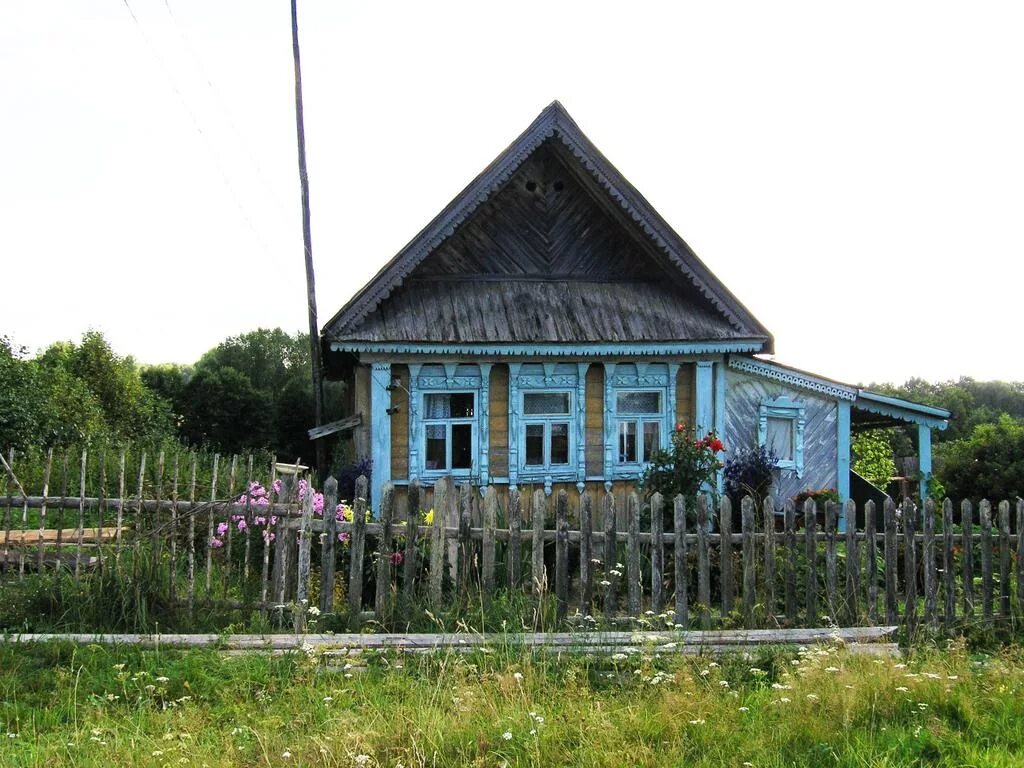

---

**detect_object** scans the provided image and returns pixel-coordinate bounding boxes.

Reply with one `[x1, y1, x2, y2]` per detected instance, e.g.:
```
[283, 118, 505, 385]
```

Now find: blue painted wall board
[370, 362, 392, 512]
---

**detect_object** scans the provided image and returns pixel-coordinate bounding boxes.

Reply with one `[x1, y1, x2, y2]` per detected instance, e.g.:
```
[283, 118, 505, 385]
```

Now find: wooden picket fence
[3, 449, 1024, 634]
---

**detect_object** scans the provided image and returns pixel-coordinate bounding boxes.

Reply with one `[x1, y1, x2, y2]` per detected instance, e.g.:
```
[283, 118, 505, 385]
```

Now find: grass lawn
[0, 639, 1022, 767]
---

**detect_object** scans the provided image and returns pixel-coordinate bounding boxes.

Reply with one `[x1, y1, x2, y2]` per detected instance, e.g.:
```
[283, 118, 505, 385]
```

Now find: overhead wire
[118, 0, 279, 262]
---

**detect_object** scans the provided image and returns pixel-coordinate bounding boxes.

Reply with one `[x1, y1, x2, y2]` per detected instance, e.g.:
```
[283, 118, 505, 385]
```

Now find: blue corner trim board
[695, 361, 714, 435]
[370, 362, 392, 513]
[918, 424, 932, 502]
[714, 362, 726, 493]
[331, 340, 765, 357]
[837, 401, 851, 532]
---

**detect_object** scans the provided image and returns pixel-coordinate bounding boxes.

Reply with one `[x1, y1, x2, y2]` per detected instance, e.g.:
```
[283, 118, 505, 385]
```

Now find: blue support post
[370, 361, 392, 514]
[478, 363, 493, 486]
[918, 423, 932, 503]
[837, 400, 851, 533]
[695, 361, 714, 437]
[714, 361, 726, 493]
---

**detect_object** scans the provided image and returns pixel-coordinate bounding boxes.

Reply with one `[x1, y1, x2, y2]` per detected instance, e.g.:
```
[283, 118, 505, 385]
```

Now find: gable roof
[323, 101, 773, 353]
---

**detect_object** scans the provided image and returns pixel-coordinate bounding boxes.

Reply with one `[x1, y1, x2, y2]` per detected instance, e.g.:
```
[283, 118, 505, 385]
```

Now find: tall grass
[0, 640, 1022, 766]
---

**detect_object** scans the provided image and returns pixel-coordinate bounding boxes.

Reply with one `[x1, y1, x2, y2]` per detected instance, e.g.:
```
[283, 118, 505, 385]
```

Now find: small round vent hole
[525, 180, 537, 192]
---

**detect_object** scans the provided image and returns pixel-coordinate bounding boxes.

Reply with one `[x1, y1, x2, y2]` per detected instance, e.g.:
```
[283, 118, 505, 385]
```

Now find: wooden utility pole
[290, 0, 326, 475]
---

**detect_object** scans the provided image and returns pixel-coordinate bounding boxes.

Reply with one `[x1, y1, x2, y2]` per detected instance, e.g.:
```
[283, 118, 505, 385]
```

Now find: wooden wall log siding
[489, 365, 509, 478]
[585, 364, 604, 477]
[354, 364, 371, 458]
[676, 363, 695, 430]
[390, 365, 409, 482]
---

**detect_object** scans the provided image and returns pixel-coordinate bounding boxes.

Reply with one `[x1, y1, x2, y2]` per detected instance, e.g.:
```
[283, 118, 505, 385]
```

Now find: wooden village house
[320, 102, 949, 524]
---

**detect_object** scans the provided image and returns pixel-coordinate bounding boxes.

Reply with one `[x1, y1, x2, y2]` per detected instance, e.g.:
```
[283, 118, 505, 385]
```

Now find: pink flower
[209, 537, 224, 548]
[236, 519, 248, 531]
[272, 479, 282, 495]
[338, 532, 351, 543]
[217, 522, 229, 537]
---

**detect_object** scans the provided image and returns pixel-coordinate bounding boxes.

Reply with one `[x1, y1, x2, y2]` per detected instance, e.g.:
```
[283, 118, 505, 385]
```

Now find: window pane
[617, 391, 661, 415]
[424, 394, 451, 419]
[524, 392, 570, 415]
[425, 424, 447, 470]
[767, 417, 794, 460]
[550, 423, 569, 464]
[643, 421, 660, 462]
[424, 392, 474, 419]
[449, 393, 474, 419]
[525, 424, 544, 465]
[451, 423, 472, 469]
[618, 421, 637, 463]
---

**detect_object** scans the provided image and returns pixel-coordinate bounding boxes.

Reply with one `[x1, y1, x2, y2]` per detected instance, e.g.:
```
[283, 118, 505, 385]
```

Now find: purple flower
[209, 537, 224, 548]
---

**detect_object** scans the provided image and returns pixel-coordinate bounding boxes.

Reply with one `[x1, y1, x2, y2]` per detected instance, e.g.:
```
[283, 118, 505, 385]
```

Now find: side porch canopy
[851, 389, 950, 501]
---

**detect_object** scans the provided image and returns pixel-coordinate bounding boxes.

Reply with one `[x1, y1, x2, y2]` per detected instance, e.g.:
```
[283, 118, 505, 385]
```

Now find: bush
[723, 445, 778, 506]
[640, 424, 723, 505]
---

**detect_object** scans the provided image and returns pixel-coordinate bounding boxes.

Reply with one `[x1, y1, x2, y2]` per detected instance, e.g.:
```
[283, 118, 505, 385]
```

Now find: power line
[118, 0, 278, 262]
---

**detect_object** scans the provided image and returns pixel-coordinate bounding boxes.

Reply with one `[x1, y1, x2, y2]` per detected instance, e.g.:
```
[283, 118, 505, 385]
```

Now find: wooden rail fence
[4, 448, 1024, 634]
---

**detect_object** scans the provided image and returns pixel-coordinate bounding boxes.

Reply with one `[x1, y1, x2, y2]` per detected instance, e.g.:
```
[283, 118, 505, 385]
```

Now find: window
[758, 396, 805, 477]
[615, 390, 663, 464]
[422, 392, 475, 473]
[521, 391, 572, 471]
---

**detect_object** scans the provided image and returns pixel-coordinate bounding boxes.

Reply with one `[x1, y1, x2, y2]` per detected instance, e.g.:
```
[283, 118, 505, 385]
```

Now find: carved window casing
[758, 396, 805, 478]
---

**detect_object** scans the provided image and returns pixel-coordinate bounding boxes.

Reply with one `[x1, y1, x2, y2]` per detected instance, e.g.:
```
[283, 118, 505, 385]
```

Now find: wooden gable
[324, 102, 773, 352]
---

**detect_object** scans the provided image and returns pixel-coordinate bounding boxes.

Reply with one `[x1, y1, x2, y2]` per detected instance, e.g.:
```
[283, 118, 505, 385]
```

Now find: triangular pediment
[324, 101, 773, 351]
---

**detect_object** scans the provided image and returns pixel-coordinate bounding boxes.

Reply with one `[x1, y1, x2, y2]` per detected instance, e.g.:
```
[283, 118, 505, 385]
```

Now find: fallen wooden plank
[2, 626, 898, 650]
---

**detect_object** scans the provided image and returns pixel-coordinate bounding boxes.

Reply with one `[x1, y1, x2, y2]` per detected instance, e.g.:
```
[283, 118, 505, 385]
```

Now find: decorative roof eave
[728, 356, 859, 401]
[322, 101, 774, 349]
[331, 339, 767, 358]
[853, 390, 950, 431]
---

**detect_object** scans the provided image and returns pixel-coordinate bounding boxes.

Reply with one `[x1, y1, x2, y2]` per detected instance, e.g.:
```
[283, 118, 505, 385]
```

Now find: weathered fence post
[482, 486, 498, 600]
[75, 449, 88, 582]
[923, 498, 937, 627]
[374, 484, 394, 622]
[320, 476, 339, 613]
[804, 498, 817, 624]
[114, 451, 125, 576]
[697, 494, 710, 629]
[903, 498, 918, 636]
[999, 500, 1011, 619]
[295, 477, 315, 631]
[741, 495, 755, 628]
[273, 474, 292, 607]
[555, 490, 569, 621]
[530, 490, 546, 596]
[784, 499, 797, 624]
[204, 454, 216, 595]
[627, 491, 641, 617]
[865, 500, 878, 624]
[824, 500, 838, 620]
[883, 497, 898, 626]
[603, 490, 617, 619]
[980, 499, 993, 625]
[962, 500, 974, 617]
[720, 496, 734, 618]
[942, 498, 955, 630]
[259, 458, 277, 618]
[429, 477, 450, 605]
[763, 497, 776, 623]
[348, 475, 368, 628]
[458, 484, 472, 593]
[221, 455, 237, 598]
[580, 492, 593, 615]
[508, 487, 522, 590]
[650, 492, 665, 614]
[241, 455, 254, 584]
[36, 449, 52, 572]
[674, 495, 688, 626]
[1017, 499, 1024, 618]
[403, 480, 421, 602]
[844, 499, 858, 624]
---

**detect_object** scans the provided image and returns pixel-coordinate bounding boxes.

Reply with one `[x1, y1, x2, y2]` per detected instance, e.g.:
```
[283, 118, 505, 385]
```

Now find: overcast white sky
[2, 1, 1022, 385]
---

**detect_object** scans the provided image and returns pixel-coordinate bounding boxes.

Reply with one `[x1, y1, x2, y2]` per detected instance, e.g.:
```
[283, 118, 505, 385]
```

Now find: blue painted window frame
[758, 396, 805, 478]
[518, 389, 576, 477]
[408, 363, 487, 484]
[420, 391, 477, 479]
[612, 388, 668, 471]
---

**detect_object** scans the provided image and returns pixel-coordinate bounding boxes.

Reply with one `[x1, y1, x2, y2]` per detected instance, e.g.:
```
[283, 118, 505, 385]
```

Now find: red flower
[710, 438, 724, 452]
[675, 422, 685, 432]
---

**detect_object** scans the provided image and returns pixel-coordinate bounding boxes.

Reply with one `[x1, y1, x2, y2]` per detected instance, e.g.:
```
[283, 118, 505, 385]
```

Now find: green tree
[939, 414, 1024, 502]
[851, 429, 898, 490]
[180, 367, 274, 454]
